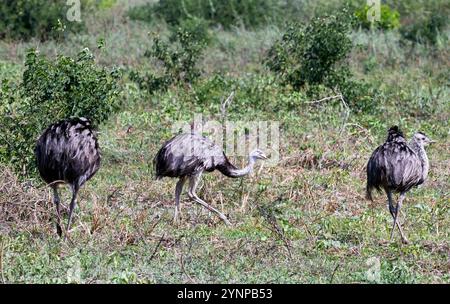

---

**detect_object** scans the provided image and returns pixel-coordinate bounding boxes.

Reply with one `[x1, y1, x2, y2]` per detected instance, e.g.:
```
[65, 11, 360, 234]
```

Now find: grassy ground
[0, 1, 449, 283]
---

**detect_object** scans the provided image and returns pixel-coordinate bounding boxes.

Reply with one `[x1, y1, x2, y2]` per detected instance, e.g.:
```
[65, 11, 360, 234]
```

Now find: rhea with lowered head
[154, 132, 267, 225]
[35, 117, 101, 238]
[366, 126, 433, 244]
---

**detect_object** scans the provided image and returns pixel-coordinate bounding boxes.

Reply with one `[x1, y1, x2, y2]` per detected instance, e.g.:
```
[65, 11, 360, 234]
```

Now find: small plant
[0, 48, 122, 176]
[0, 0, 84, 41]
[355, 4, 400, 30]
[131, 20, 208, 94]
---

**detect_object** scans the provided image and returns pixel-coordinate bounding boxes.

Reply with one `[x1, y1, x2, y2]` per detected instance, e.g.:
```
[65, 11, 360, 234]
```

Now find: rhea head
[412, 132, 434, 147]
[249, 149, 268, 161]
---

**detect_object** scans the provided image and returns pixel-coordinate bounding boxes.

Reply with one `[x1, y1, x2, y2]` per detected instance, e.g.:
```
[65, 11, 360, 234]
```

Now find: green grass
[0, 0, 449, 283]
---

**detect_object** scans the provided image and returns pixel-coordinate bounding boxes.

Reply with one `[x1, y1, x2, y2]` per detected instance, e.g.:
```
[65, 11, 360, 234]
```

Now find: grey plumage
[35, 117, 101, 237]
[366, 126, 433, 243]
[154, 132, 267, 225]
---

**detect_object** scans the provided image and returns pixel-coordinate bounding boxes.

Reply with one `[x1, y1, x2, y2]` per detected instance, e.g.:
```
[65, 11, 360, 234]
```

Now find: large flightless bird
[154, 132, 267, 225]
[366, 126, 433, 244]
[35, 117, 100, 238]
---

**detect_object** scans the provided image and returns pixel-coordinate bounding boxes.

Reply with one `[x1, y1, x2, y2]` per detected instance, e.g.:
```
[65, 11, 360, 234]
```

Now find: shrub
[355, 4, 400, 30]
[266, 9, 374, 110]
[126, 2, 154, 23]
[266, 10, 354, 90]
[175, 17, 211, 45]
[0, 0, 84, 41]
[400, 9, 448, 45]
[0, 48, 122, 176]
[128, 0, 284, 29]
[131, 20, 208, 93]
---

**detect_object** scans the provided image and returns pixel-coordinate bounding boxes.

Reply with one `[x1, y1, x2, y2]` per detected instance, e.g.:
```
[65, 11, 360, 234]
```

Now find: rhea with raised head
[366, 126, 433, 244]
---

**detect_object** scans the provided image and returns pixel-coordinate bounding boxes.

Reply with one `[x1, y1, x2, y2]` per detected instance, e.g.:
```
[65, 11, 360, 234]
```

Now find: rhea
[366, 126, 433, 244]
[35, 117, 101, 238]
[154, 132, 267, 225]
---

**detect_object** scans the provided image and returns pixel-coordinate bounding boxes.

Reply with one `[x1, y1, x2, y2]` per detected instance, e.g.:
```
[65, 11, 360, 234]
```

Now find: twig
[0, 237, 5, 283]
[149, 233, 165, 261]
[147, 215, 162, 236]
[329, 263, 341, 283]
[220, 91, 235, 120]
[305, 94, 343, 105]
[257, 198, 293, 260]
[179, 253, 194, 283]
[343, 123, 375, 145]
[106, 188, 120, 206]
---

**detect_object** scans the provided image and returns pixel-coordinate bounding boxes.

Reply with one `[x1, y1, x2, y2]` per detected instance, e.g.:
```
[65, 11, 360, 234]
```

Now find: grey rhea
[154, 132, 267, 225]
[35, 117, 101, 238]
[366, 126, 433, 244]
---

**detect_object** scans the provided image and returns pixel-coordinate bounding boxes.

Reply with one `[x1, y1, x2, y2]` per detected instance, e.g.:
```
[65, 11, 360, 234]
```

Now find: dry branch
[305, 94, 350, 134]
[220, 91, 235, 120]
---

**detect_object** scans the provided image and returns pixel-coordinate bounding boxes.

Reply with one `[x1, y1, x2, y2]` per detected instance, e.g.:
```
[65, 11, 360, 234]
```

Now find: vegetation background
[0, 0, 448, 283]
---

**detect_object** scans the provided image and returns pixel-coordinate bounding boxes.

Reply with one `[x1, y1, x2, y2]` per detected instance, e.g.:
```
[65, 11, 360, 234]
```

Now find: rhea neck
[220, 154, 258, 178]
[409, 139, 429, 180]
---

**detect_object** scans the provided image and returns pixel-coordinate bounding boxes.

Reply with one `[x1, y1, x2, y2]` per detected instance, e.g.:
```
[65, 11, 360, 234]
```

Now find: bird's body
[366, 126, 432, 243]
[154, 132, 267, 225]
[35, 117, 100, 237]
[366, 129, 425, 198]
[155, 133, 226, 178]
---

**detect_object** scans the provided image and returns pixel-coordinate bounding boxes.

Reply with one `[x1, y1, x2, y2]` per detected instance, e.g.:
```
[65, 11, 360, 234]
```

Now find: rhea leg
[394, 192, 408, 244]
[65, 184, 79, 239]
[188, 173, 231, 226]
[387, 190, 398, 241]
[387, 190, 396, 222]
[52, 185, 63, 237]
[388, 191, 409, 244]
[174, 177, 186, 223]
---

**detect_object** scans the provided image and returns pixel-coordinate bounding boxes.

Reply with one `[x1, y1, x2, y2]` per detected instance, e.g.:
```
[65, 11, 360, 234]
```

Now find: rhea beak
[428, 139, 436, 144]
[260, 153, 268, 160]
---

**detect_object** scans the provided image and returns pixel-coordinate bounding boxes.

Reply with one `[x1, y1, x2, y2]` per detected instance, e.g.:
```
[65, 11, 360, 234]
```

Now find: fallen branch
[305, 94, 343, 105]
[305, 94, 350, 135]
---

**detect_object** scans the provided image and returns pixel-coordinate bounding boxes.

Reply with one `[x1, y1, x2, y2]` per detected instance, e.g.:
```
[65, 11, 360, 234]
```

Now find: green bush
[128, 0, 284, 29]
[84, 0, 117, 10]
[131, 20, 208, 94]
[266, 9, 374, 110]
[266, 10, 354, 90]
[0, 48, 122, 176]
[0, 0, 84, 41]
[175, 17, 211, 45]
[126, 2, 154, 23]
[355, 4, 400, 30]
[400, 9, 448, 45]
